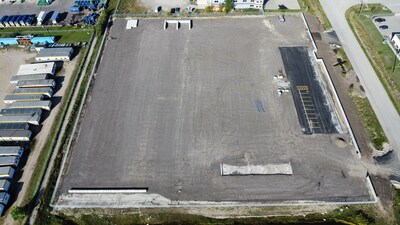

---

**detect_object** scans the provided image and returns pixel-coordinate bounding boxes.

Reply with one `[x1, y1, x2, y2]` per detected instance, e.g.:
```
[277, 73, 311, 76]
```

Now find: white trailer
[0, 180, 11, 192]
[16, 79, 55, 89]
[0, 156, 20, 167]
[0, 130, 32, 142]
[37, 11, 46, 26]
[0, 166, 15, 179]
[12, 87, 53, 97]
[0, 192, 10, 205]
[4, 94, 44, 104]
[0, 108, 42, 117]
[0, 146, 24, 157]
[0, 114, 41, 125]
[16, 62, 56, 76]
[10, 74, 49, 84]
[0, 123, 30, 130]
[9, 101, 52, 111]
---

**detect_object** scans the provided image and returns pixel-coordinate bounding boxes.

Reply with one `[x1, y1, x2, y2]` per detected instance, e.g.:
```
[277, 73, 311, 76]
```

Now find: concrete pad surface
[58, 17, 372, 206]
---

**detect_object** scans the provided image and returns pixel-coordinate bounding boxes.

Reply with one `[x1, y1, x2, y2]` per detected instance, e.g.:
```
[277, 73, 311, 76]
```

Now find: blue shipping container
[14, 15, 23, 27]
[8, 15, 17, 26]
[31, 36, 55, 44]
[19, 15, 28, 26]
[0, 38, 19, 45]
[3, 16, 12, 27]
[70, 6, 81, 12]
[0, 15, 8, 27]
[25, 15, 34, 26]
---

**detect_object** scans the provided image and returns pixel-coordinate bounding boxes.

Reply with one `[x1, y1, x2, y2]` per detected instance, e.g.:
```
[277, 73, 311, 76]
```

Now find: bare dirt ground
[0, 48, 78, 225]
[304, 13, 395, 216]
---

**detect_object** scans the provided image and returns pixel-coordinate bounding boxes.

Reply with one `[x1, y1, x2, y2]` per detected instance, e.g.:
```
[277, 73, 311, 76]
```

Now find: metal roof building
[16, 62, 56, 76]
[35, 47, 73, 61]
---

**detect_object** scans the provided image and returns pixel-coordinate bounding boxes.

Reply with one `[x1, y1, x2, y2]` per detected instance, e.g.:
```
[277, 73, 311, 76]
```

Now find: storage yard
[0, 48, 78, 216]
[55, 17, 373, 208]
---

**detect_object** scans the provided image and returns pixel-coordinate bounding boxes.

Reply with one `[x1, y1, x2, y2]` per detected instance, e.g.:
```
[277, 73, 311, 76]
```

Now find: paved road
[320, 0, 400, 172]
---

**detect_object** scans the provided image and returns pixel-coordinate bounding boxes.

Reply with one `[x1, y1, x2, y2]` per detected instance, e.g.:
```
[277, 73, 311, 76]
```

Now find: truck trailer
[0, 108, 42, 117]
[0, 146, 24, 157]
[9, 101, 52, 111]
[16, 79, 55, 89]
[0, 123, 30, 130]
[4, 94, 44, 104]
[37, 11, 46, 26]
[0, 166, 15, 179]
[12, 87, 53, 97]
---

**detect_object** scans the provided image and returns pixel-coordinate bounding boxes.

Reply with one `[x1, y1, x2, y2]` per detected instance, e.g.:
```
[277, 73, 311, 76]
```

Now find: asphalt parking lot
[0, 0, 74, 18]
[373, 15, 400, 39]
[58, 17, 372, 205]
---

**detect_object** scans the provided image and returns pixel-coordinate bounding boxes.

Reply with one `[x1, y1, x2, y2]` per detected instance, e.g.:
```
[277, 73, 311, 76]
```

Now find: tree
[225, 0, 233, 12]
[11, 206, 27, 221]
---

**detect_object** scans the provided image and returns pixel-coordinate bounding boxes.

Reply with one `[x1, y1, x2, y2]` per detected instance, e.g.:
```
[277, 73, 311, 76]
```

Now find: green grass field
[0, 27, 93, 43]
[346, 4, 400, 114]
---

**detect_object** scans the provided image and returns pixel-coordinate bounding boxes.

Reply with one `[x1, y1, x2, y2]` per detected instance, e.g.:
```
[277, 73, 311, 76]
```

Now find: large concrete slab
[59, 17, 372, 205]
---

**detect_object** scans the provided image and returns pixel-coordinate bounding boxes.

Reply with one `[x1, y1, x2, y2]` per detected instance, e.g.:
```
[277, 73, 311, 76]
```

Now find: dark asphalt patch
[279, 46, 338, 134]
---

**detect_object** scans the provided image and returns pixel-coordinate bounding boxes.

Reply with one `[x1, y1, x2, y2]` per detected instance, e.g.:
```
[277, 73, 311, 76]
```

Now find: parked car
[175, 7, 181, 13]
[379, 25, 389, 30]
[186, 7, 195, 13]
[374, 17, 386, 23]
[154, 6, 161, 13]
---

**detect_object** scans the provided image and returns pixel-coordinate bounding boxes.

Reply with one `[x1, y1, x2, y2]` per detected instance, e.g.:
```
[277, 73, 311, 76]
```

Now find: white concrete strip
[221, 163, 293, 175]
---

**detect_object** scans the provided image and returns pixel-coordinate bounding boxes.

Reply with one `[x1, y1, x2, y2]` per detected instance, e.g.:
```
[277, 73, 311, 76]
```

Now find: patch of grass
[338, 48, 352, 71]
[297, 0, 332, 29]
[0, 27, 93, 43]
[346, 4, 400, 115]
[351, 96, 387, 149]
[117, 0, 148, 14]
[21, 43, 90, 210]
[394, 189, 400, 223]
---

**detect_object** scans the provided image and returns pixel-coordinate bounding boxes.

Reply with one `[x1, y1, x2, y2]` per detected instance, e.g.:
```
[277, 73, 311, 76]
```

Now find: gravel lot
[58, 17, 372, 206]
[0, 0, 74, 17]
[0, 49, 78, 221]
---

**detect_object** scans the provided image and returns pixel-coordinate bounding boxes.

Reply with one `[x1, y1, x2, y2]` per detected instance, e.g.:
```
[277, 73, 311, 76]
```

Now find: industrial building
[0, 130, 32, 142]
[197, 0, 264, 9]
[36, 47, 73, 61]
[16, 62, 56, 76]
[9, 101, 52, 111]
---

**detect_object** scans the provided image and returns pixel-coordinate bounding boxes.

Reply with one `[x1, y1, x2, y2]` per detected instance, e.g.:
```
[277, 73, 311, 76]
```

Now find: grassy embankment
[346, 4, 398, 149]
